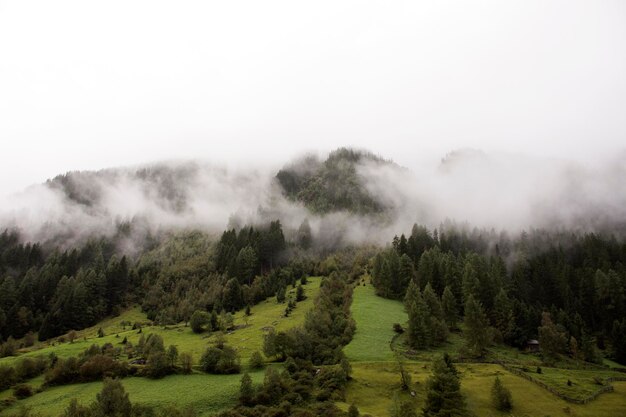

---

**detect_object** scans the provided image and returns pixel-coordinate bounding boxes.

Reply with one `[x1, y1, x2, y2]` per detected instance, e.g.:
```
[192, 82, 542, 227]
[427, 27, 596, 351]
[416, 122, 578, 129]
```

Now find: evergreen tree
[423, 354, 466, 417]
[492, 288, 515, 343]
[92, 378, 131, 417]
[612, 319, 626, 365]
[441, 286, 458, 330]
[463, 295, 490, 357]
[239, 372, 254, 405]
[404, 281, 431, 349]
[491, 377, 513, 411]
[538, 312, 567, 359]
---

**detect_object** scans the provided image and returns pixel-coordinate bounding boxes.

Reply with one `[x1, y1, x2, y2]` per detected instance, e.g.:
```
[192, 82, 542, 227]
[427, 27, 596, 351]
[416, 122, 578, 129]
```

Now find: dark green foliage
[441, 286, 458, 330]
[276, 148, 387, 215]
[391, 398, 418, 417]
[200, 344, 241, 374]
[491, 377, 513, 411]
[538, 312, 568, 359]
[190, 310, 210, 334]
[404, 281, 431, 349]
[612, 318, 626, 364]
[348, 403, 359, 417]
[276, 286, 286, 303]
[179, 352, 193, 374]
[12, 383, 33, 399]
[239, 372, 255, 406]
[93, 378, 132, 417]
[249, 351, 264, 369]
[463, 295, 490, 357]
[423, 354, 466, 417]
[296, 285, 305, 301]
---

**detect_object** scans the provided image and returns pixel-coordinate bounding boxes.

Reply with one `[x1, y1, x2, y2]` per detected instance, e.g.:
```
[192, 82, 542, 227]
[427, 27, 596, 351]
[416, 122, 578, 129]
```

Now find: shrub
[0, 365, 17, 391]
[144, 351, 171, 379]
[393, 323, 404, 334]
[15, 357, 47, 380]
[200, 344, 240, 374]
[79, 354, 129, 382]
[249, 351, 264, 369]
[179, 352, 193, 374]
[13, 384, 33, 399]
[190, 310, 210, 334]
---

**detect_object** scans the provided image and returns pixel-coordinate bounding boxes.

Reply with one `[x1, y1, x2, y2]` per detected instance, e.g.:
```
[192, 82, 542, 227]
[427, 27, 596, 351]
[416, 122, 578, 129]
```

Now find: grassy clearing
[343, 280, 407, 362]
[0, 371, 266, 417]
[339, 362, 626, 417]
[509, 365, 625, 400]
[0, 278, 321, 369]
[0, 279, 322, 415]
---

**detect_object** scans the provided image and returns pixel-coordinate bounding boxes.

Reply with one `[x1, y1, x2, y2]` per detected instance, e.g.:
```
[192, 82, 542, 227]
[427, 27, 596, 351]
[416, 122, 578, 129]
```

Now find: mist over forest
[2, 147, 624, 250]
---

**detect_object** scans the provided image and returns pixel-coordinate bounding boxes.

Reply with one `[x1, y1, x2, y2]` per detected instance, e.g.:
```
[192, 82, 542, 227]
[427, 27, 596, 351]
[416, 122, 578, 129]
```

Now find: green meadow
[339, 279, 626, 417]
[0, 278, 321, 416]
[1, 372, 265, 417]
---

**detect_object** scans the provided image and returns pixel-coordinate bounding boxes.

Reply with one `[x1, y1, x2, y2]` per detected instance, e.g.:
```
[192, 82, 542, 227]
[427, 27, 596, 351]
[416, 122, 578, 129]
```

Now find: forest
[0, 150, 625, 417]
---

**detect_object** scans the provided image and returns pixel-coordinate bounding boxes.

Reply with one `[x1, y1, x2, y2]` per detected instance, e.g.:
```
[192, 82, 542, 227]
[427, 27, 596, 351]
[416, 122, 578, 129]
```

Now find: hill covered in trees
[1, 148, 626, 417]
[275, 148, 394, 215]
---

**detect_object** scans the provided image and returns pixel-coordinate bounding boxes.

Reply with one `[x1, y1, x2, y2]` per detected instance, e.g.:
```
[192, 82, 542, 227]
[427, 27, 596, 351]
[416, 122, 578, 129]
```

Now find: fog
[1, 1, 625, 246]
[1, 148, 624, 249]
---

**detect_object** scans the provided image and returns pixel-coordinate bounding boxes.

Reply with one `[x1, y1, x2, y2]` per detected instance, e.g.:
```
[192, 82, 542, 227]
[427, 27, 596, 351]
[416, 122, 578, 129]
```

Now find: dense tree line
[0, 230, 132, 343]
[373, 224, 626, 363]
[215, 272, 356, 417]
[0, 219, 301, 345]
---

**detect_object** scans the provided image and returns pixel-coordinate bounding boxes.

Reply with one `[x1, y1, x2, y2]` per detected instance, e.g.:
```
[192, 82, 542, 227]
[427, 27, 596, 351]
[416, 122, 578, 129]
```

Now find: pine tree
[239, 372, 254, 405]
[423, 354, 466, 417]
[441, 286, 458, 330]
[423, 283, 448, 344]
[491, 376, 513, 411]
[93, 378, 132, 417]
[463, 295, 490, 357]
[405, 281, 431, 349]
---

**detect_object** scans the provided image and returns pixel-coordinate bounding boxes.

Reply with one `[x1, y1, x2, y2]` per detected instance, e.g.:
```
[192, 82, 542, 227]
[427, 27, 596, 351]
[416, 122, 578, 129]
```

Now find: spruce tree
[441, 286, 458, 330]
[92, 378, 132, 417]
[405, 281, 431, 349]
[491, 376, 513, 411]
[423, 354, 466, 417]
[239, 372, 254, 405]
[463, 295, 490, 357]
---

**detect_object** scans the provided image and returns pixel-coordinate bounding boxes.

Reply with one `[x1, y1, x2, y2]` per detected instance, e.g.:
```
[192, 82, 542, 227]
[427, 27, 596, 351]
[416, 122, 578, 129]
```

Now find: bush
[249, 351, 264, 369]
[79, 354, 129, 382]
[179, 352, 193, 374]
[0, 337, 17, 357]
[144, 351, 172, 379]
[190, 310, 210, 334]
[393, 323, 404, 334]
[200, 344, 240, 374]
[16, 357, 47, 381]
[491, 377, 513, 411]
[0, 365, 17, 391]
[13, 384, 33, 399]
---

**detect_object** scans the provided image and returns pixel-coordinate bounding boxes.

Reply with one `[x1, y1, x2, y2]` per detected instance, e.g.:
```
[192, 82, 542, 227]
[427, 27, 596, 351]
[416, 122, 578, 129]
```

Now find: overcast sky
[1, 0, 625, 196]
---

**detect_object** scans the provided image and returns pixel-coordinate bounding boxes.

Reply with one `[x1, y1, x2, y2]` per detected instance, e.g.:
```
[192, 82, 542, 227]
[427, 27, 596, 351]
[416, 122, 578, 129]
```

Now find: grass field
[339, 362, 626, 417]
[0, 371, 266, 417]
[0, 277, 321, 369]
[0, 278, 322, 416]
[343, 281, 407, 362]
[339, 280, 626, 417]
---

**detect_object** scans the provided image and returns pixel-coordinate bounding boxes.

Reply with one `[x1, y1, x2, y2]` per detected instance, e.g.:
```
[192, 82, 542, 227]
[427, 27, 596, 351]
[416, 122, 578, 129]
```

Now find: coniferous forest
[0, 149, 625, 417]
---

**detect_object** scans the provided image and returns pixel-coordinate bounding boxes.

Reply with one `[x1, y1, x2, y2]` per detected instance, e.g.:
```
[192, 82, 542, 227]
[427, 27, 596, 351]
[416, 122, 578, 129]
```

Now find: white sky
[1, 0, 625, 196]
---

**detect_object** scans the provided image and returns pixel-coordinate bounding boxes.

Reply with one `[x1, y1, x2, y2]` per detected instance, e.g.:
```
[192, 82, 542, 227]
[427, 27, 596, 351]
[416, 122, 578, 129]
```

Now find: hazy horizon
[1, 0, 625, 196]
